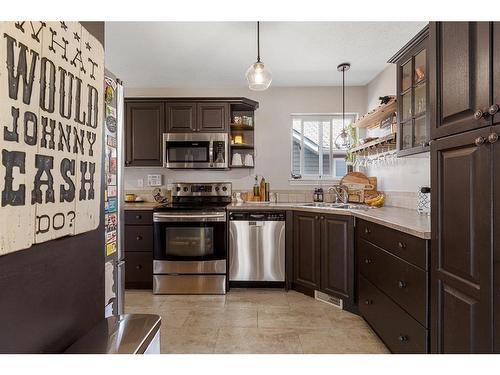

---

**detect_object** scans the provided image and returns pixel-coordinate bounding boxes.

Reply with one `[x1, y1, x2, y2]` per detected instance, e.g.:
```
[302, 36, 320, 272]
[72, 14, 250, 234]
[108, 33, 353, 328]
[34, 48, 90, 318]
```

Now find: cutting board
[341, 172, 379, 203]
[341, 172, 372, 189]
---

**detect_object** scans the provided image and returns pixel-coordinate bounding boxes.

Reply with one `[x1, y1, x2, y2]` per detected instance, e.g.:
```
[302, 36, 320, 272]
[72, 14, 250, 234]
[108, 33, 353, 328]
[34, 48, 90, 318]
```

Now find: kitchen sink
[298, 202, 370, 210]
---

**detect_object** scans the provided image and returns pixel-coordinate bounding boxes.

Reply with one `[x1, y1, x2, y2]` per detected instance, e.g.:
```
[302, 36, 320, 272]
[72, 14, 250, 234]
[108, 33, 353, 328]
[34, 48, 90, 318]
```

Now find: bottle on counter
[253, 175, 260, 198]
[265, 182, 270, 202]
[259, 177, 266, 201]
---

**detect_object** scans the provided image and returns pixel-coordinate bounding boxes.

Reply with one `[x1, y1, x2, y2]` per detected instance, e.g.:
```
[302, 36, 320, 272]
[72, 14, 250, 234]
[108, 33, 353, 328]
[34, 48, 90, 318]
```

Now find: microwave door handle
[209, 140, 214, 167]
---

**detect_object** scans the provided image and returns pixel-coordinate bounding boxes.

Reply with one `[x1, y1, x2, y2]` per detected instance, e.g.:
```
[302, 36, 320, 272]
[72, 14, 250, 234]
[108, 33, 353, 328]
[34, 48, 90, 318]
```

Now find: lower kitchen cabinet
[124, 210, 154, 289]
[292, 211, 354, 309]
[356, 219, 430, 353]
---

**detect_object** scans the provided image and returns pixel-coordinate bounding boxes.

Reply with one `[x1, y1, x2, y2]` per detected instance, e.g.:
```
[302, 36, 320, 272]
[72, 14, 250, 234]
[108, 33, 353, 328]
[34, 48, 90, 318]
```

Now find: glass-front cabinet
[389, 25, 429, 156]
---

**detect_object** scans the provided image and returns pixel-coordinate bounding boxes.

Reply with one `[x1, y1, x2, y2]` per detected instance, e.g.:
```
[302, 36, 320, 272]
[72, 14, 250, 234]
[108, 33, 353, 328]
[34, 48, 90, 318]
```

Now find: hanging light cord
[342, 67, 345, 132]
[257, 21, 261, 63]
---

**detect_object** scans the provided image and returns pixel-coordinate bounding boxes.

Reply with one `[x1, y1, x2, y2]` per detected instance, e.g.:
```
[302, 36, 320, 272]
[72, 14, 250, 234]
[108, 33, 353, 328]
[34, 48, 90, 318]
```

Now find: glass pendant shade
[246, 61, 272, 91]
[335, 128, 351, 149]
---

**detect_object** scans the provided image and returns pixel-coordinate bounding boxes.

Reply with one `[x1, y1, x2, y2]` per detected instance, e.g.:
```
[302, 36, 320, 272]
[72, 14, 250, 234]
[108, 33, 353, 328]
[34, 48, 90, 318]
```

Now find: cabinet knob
[398, 241, 406, 249]
[135, 265, 142, 270]
[135, 215, 142, 220]
[136, 235, 142, 241]
[320, 216, 325, 220]
[398, 280, 407, 289]
[398, 335, 408, 342]
[474, 109, 487, 120]
[488, 133, 499, 144]
[364, 299, 373, 305]
[488, 104, 499, 116]
[364, 228, 371, 234]
[315, 215, 319, 220]
[125, 160, 130, 166]
[475, 136, 485, 146]
[364, 258, 372, 264]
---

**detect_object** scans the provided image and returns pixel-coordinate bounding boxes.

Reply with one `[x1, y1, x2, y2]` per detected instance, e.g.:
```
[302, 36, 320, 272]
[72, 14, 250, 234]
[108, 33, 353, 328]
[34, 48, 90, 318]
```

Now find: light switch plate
[147, 174, 162, 187]
[137, 178, 144, 188]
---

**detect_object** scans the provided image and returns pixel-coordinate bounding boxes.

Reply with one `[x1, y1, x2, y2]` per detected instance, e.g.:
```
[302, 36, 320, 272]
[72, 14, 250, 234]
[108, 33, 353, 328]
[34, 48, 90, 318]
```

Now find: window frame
[290, 113, 358, 183]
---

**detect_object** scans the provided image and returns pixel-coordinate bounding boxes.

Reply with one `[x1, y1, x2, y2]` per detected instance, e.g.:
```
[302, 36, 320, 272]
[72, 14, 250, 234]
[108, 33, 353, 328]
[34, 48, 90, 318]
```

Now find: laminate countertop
[123, 202, 430, 239]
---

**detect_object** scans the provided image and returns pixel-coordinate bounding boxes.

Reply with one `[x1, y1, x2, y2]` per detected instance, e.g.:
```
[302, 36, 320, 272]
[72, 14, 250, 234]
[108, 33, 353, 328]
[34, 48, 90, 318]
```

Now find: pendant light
[246, 21, 272, 91]
[335, 62, 352, 149]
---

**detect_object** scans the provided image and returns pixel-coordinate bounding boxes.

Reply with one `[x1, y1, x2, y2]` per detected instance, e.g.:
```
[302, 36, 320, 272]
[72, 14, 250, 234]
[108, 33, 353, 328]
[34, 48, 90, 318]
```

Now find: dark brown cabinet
[292, 211, 354, 308]
[429, 22, 492, 139]
[124, 210, 154, 289]
[197, 102, 229, 132]
[356, 219, 429, 353]
[389, 25, 429, 156]
[166, 102, 196, 132]
[125, 101, 165, 166]
[431, 126, 495, 353]
[493, 23, 500, 126]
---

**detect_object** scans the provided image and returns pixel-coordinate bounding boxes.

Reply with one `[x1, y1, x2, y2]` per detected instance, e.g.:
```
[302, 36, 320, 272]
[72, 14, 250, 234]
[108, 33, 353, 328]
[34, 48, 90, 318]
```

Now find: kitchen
[0, 1, 499, 372]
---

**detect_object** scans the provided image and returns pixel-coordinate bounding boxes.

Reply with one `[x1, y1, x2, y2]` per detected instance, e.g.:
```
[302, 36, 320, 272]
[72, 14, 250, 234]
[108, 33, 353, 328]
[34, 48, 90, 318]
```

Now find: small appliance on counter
[152, 182, 232, 294]
[313, 188, 324, 202]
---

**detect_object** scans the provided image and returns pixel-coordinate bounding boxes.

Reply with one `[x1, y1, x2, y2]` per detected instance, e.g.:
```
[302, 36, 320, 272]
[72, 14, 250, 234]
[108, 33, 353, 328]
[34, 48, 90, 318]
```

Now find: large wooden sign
[0, 22, 104, 255]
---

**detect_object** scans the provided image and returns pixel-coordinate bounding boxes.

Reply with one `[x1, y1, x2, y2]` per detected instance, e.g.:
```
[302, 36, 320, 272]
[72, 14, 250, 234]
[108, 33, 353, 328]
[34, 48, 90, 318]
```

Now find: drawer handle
[398, 335, 409, 342]
[135, 265, 142, 270]
[364, 228, 371, 234]
[398, 241, 406, 249]
[136, 236, 142, 241]
[364, 258, 372, 264]
[398, 280, 407, 289]
[135, 215, 142, 220]
[364, 299, 373, 305]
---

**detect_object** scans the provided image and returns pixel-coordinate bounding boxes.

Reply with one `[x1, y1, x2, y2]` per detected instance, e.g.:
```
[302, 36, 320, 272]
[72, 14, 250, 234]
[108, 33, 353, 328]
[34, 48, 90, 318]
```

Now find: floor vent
[315, 290, 343, 309]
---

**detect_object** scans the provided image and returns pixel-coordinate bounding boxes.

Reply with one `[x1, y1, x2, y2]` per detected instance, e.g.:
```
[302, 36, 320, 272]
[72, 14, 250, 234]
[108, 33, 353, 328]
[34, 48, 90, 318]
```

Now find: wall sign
[0, 22, 104, 255]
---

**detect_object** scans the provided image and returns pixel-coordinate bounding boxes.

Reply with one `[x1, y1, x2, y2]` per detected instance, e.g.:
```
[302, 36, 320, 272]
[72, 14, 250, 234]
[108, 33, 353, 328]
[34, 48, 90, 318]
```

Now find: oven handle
[153, 212, 226, 222]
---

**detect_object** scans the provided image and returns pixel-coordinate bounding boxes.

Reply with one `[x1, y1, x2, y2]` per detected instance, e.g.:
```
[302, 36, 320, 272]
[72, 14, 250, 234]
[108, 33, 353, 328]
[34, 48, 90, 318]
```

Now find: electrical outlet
[147, 174, 162, 187]
[137, 178, 144, 188]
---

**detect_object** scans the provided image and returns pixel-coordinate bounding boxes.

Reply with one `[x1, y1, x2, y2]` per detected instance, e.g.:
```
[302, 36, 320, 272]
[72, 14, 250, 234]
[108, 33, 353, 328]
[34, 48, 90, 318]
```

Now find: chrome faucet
[328, 185, 349, 204]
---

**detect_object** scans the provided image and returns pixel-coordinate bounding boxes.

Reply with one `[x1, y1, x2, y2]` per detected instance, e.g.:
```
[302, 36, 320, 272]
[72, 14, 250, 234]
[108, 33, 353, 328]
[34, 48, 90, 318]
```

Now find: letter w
[4, 33, 39, 105]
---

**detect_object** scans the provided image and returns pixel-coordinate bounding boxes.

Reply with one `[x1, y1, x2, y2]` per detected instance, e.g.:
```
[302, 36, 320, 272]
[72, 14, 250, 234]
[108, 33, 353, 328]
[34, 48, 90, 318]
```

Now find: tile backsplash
[125, 187, 418, 210]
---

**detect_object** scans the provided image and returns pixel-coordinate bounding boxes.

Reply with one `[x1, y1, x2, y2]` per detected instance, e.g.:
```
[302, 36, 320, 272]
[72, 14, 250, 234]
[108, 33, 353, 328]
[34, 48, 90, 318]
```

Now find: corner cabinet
[292, 211, 354, 309]
[389, 25, 429, 156]
[125, 101, 165, 167]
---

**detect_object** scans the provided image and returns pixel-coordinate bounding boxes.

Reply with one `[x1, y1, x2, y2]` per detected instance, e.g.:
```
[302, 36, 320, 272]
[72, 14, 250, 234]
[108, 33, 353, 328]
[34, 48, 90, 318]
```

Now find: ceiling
[105, 22, 426, 88]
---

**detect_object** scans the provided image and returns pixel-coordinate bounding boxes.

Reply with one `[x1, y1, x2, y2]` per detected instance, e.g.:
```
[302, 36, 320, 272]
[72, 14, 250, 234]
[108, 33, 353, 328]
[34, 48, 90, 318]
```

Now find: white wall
[361, 64, 430, 192]
[124, 86, 367, 191]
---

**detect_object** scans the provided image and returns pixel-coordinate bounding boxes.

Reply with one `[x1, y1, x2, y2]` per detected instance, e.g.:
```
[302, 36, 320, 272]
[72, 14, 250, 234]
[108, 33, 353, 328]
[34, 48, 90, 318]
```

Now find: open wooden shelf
[230, 124, 254, 131]
[350, 133, 397, 154]
[229, 165, 254, 169]
[231, 144, 254, 149]
[353, 96, 397, 129]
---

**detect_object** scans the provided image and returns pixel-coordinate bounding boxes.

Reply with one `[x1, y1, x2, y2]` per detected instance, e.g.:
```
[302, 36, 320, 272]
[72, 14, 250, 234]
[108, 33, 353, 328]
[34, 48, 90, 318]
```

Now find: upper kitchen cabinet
[389, 25, 429, 156]
[197, 102, 230, 132]
[125, 101, 165, 167]
[166, 102, 197, 132]
[429, 22, 493, 139]
[493, 23, 500, 126]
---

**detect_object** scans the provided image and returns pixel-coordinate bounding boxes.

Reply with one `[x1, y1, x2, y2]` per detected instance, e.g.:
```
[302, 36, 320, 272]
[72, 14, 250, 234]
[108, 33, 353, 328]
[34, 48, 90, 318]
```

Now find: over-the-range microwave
[163, 132, 229, 169]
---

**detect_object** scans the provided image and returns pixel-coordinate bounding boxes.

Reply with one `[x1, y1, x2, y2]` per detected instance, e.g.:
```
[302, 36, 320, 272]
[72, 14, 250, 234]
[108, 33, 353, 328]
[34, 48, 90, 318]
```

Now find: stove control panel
[172, 182, 232, 197]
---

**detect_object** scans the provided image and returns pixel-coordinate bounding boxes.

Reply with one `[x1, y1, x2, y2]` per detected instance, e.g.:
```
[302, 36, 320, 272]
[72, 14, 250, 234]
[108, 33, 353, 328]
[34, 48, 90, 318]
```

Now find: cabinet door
[125, 101, 165, 166]
[493, 23, 500, 126]
[293, 212, 321, 294]
[197, 102, 229, 132]
[320, 214, 353, 307]
[166, 102, 196, 132]
[493, 125, 500, 352]
[431, 127, 493, 353]
[429, 22, 491, 139]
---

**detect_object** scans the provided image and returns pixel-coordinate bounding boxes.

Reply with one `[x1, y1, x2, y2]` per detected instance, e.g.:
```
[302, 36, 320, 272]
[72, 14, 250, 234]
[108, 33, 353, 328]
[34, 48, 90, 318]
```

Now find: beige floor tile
[160, 327, 219, 354]
[257, 305, 332, 329]
[225, 288, 289, 307]
[183, 307, 258, 329]
[214, 327, 302, 354]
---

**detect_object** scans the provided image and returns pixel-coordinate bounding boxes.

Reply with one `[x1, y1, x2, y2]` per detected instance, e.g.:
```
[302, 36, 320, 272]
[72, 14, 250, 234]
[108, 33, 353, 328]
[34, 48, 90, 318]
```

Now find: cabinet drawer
[125, 210, 153, 225]
[359, 275, 428, 353]
[358, 238, 427, 326]
[357, 219, 427, 269]
[125, 252, 153, 289]
[124, 225, 153, 252]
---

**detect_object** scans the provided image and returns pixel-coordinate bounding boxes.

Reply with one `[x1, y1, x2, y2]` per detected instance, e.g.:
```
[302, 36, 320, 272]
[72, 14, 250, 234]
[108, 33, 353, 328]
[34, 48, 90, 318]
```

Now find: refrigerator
[103, 70, 125, 316]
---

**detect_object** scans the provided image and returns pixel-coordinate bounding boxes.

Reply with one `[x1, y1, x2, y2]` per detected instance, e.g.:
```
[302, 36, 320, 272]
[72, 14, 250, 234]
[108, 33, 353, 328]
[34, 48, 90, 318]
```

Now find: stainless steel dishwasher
[229, 211, 285, 282]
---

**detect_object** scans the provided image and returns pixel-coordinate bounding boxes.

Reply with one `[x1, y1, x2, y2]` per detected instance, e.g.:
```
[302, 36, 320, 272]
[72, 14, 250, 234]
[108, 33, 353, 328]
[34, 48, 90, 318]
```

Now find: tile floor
[124, 288, 389, 354]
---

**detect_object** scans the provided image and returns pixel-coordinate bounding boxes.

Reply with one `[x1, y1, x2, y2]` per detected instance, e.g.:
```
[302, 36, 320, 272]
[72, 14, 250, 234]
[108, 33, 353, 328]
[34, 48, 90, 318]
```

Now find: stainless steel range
[152, 182, 231, 294]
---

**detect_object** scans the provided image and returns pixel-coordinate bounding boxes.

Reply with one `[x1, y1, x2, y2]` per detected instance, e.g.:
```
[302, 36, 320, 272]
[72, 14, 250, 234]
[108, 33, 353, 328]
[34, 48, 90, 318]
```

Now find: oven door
[153, 212, 227, 262]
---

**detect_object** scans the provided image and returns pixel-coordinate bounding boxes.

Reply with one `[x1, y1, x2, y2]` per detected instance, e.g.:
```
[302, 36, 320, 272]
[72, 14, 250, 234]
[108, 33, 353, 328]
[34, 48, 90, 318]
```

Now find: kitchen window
[291, 113, 357, 181]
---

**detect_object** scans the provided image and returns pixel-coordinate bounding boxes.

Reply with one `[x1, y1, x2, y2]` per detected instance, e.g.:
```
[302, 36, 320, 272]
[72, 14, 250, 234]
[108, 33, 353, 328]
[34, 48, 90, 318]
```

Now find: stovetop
[153, 202, 229, 212]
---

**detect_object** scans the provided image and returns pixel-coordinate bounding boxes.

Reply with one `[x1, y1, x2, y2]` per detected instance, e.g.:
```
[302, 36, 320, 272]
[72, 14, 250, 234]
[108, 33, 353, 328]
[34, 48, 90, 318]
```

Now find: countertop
[124, 201, 430, 239]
